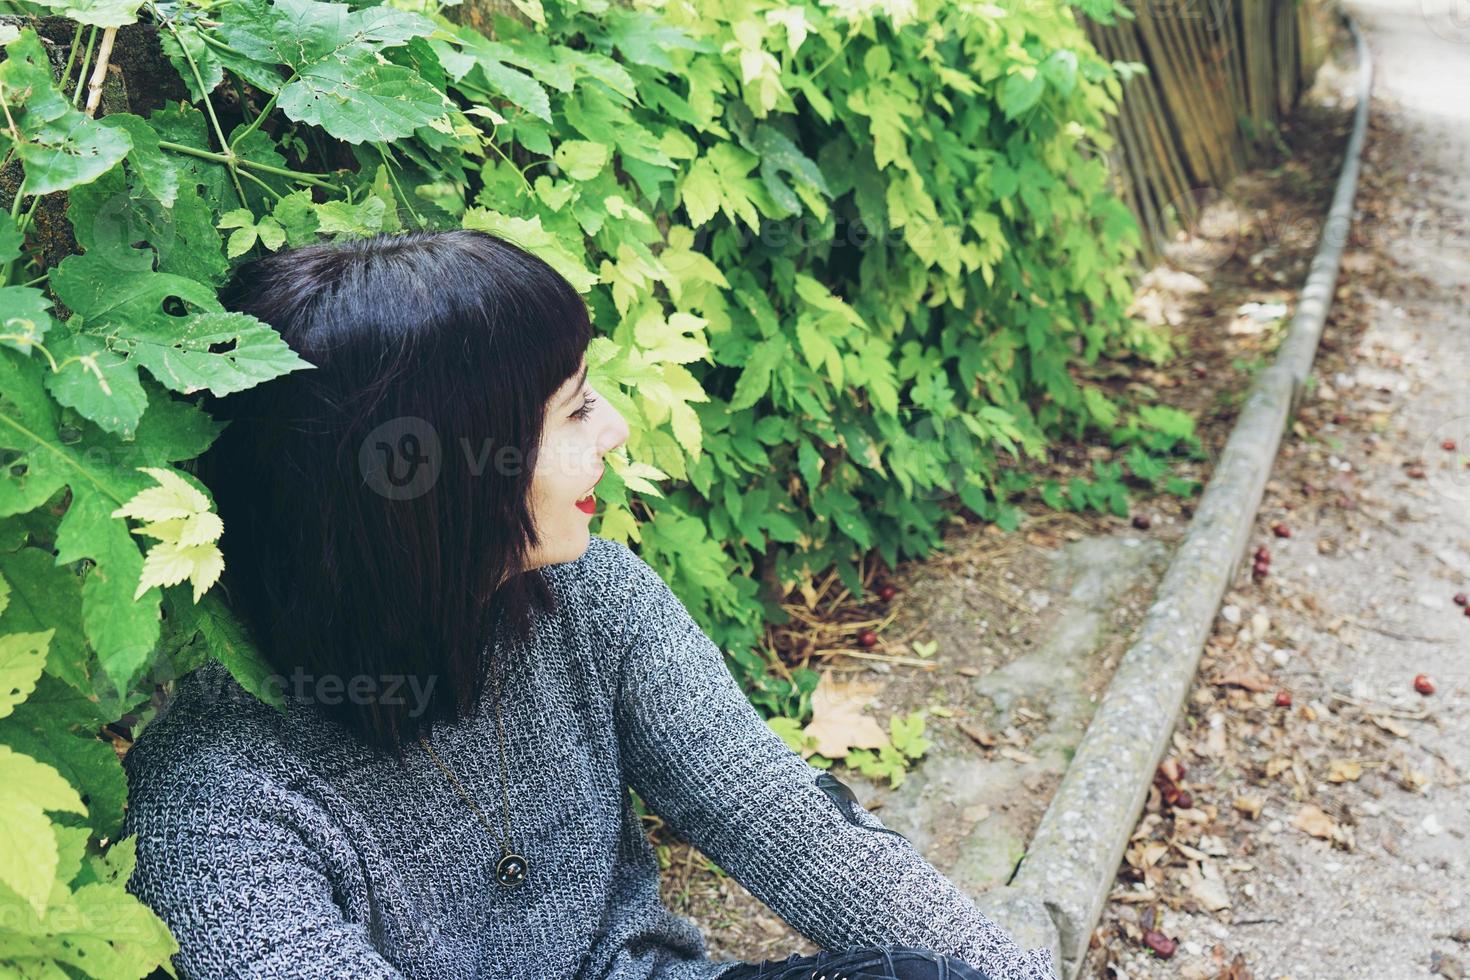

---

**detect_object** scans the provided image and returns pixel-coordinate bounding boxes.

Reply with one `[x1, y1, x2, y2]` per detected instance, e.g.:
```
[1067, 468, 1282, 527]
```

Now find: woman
[122, 230, 1057, 980]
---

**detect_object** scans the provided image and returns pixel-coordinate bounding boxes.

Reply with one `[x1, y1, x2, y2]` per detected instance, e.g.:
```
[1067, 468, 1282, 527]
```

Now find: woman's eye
[570, 394, 597, 421]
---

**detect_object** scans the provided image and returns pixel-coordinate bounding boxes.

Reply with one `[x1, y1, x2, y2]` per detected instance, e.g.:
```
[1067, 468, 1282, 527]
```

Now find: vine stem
[236, 165, 284, 202]
[2, 177, 24, 287]
[70, 25, 98, 108]
[148, 1, 248, 204]
[60, 22, 84, 96]
[228, 77, 291, 153]
[157, 140, 342, 190]
[377, 144, 422, 228]
[83, 26, 118, 117]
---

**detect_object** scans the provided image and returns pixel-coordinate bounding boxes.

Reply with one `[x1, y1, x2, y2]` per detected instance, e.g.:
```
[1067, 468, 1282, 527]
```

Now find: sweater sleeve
[608, 546, 1057, 980]
[123, 755, 407, 980]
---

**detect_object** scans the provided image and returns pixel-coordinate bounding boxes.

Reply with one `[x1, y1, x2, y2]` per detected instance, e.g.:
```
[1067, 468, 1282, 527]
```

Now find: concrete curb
[987, 15, 1374, 978]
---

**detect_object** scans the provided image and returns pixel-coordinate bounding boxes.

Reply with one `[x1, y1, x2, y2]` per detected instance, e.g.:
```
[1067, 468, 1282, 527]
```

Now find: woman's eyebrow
[557, 364, 590, 408]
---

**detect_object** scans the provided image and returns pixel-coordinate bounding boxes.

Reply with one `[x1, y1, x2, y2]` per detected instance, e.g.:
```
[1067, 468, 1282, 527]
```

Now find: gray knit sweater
[122, 535, 1057, 980]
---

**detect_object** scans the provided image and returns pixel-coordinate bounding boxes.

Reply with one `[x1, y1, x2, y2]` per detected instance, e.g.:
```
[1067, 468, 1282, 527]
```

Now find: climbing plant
[0, 0, 1198, 969]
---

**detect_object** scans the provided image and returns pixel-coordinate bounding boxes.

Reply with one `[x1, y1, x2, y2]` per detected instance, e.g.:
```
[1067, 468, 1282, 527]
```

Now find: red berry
[857, 629, 878, 648]
[1332, 412, 1349, 426]
[1143, 930, 1177, 959]
[1413, 674, 1435, 696]
[1132, 513, 1152, 530]
[1455, 593, 1467, 607]
[1275, 690, 1293, 708]
[1174, 790, 1194, 810]
[1272, 522, 1292, 538]
[1464, 605, 1470, 618]
[1406, 465, 1427, 480]
[1443, 439, 1458, 451]
[877, 584, 898, 601]
[1254, 545, 1271, 562]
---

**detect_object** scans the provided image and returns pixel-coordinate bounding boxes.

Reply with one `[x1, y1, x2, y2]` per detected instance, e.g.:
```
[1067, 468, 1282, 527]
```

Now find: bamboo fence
[1085, 0, 1337, 264]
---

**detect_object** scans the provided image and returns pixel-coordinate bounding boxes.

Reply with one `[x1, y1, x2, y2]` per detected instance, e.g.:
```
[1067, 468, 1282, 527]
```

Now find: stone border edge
[981, 11, 1374, 978]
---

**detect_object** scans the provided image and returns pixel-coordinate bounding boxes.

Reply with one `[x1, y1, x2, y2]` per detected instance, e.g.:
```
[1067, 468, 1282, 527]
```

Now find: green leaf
[51, 250, 314, 400]
[159, 23, 226, 101]
[226, 225, 258, 258]
[97, 114, 179, 208]
[999, 68, 1045, 121]
[280, 59, 451, 145]
[0, 549, 91, 699]
[0, 31, 132, 195]
[165, 591, 285, 711]
[0, 744, 86, 915]
[43, 329, 150, 438]
[752, 124, 829, 218]
[0, 287, 56, 359]
[24, 0, 144, 27]
[0, 628, 51, 719]
[600, 7, 707, 70]
[461, 208, 597, 292]
[470, 57, 551, 123]
[0, 674, 127, 839]
[729, 337, 787, 411]
[0, 354, 223, 696]
[216, 0, 449, 144]
[1041, 49, 1079, 96]
[552, 140, 610, 182]
[0, 213, 22, 263]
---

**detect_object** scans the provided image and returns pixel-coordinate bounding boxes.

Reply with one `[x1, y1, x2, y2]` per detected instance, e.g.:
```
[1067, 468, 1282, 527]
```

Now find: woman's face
[524, 356, 629, 569]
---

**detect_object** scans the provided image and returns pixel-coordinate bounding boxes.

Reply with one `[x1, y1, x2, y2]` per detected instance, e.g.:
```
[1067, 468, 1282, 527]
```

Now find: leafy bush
[0, 0, 1178, 969]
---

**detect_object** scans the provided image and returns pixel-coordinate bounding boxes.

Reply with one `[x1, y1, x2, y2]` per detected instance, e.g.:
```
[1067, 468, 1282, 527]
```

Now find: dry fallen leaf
[801, 672, 890, 759]
[1186, 861, 1232, 912]
[1292, 804, 1337, 840]
[1327, 759, 1364, 783]
[1211, 670, 1274, 693]
[1233, 796, 1264, 819]
[958, 722, 997, 747]
[1371, 714, 1412, 738]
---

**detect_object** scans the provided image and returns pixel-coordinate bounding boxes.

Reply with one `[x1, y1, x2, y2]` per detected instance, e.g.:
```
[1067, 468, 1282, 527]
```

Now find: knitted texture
[122, 535, 1058, 980]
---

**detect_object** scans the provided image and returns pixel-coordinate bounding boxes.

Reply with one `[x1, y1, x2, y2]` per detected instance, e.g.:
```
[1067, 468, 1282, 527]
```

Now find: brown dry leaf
[999, 746, 1039, 765]
[1371, 714, 1412, 738]
[1233, 796, 1264, 819]
[1211, 670, 1274, 693]
[958, 722, 997, 747]
[1292, 804, 1337, 840]
[802, 672, 890, 759]
[1186, 861, 1232, 912]
[1109, 889, 1158, 904]
[1266, 757, 1293, 778]
[1327, 759, 1364, 783]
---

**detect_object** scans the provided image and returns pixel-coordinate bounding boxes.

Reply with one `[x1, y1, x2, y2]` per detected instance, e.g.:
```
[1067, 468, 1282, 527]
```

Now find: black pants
[718, 945, 996, 980]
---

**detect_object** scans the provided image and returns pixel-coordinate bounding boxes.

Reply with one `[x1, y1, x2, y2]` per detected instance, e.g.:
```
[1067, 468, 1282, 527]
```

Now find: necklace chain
[417, 657, 524, 885]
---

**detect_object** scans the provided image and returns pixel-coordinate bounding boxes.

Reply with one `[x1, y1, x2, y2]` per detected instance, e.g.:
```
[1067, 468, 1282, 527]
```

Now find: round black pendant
[496, 852, 528, 887]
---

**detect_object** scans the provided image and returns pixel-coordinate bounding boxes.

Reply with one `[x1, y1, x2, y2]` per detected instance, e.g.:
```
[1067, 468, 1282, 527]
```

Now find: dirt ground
[654, 13, 1370, 971]
[1084, 1, 1470, 977]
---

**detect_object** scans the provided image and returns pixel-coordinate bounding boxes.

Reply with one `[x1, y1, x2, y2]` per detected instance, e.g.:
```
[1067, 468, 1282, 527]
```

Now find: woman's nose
[602, 408, 630, 455]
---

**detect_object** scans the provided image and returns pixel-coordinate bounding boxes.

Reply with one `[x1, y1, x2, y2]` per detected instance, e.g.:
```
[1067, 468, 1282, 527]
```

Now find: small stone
[1423, 814, 1444, 836]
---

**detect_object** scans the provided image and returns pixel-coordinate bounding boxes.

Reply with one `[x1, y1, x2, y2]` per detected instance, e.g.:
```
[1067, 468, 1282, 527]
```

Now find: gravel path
[1086, 2, 1470, 978]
